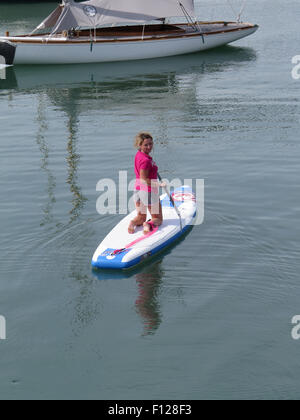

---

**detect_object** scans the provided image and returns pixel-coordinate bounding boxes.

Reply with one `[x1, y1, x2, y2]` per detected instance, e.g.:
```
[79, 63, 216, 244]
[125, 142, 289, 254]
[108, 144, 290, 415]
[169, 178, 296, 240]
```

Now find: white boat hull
[1, 25, 258, 65]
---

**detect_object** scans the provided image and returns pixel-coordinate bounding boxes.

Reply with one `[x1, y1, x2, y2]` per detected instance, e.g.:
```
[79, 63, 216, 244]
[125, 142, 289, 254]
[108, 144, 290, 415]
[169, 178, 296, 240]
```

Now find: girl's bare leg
[128, 201, 147, 234]
[143, 202, 163, 234]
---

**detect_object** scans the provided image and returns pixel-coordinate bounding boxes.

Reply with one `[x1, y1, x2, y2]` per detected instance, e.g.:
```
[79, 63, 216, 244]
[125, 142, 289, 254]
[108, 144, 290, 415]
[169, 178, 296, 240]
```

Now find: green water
[1, 0, 300, 400]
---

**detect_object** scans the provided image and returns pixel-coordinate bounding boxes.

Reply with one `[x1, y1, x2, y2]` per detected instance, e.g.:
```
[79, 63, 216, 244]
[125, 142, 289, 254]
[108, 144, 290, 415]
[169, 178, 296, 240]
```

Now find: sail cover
[34, 5, 64, 31]
[47, 0, 195, 33]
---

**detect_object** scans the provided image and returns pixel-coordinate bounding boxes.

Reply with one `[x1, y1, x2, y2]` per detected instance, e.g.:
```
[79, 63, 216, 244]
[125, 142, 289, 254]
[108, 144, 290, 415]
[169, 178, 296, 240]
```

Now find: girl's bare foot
[143, 221, 152, 235]
[128, 221, 135, 234]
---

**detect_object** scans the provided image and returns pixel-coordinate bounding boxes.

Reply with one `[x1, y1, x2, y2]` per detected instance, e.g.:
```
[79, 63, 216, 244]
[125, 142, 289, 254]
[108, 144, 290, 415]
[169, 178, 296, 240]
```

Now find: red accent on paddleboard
[112, 224, 159, 255]
[172, 192, 196, 202]
[126, 225, 159, 248]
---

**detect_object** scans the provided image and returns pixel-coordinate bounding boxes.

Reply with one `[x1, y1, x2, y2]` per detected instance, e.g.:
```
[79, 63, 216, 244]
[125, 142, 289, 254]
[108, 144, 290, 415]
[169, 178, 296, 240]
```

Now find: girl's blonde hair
[134, 132, 153, 150]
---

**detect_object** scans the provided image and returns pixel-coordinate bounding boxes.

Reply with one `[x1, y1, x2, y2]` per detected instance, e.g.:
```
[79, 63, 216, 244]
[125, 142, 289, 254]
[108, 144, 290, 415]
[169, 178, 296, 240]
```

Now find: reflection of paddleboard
[92, 186, 197, 270]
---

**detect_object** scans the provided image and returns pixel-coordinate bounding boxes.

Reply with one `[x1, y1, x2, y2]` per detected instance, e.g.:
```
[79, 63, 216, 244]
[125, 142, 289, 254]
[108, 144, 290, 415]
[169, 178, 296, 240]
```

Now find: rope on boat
[226, 0, 248, 22]
[237, 0, 248, 22]
[179, 2, 205, 44]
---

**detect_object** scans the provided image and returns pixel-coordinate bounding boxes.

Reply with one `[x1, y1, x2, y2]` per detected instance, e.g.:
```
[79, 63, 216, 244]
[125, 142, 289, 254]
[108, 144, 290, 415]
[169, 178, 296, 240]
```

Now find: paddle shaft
[158, 173, 183, 231]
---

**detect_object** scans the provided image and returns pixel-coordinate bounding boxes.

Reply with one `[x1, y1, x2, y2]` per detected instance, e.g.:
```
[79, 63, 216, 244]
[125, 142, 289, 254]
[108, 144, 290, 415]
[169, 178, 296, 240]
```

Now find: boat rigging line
[179, 2, 205, 44]
[226, 0, 248, 22]
[237, 0, 248, 23]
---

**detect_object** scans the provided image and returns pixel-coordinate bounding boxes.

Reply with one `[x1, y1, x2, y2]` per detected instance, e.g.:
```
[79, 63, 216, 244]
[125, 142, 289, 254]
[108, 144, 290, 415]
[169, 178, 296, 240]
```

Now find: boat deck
[64, 22, 256, 39]
[2, 22, 258, 45]
[26, 21, 256, 40]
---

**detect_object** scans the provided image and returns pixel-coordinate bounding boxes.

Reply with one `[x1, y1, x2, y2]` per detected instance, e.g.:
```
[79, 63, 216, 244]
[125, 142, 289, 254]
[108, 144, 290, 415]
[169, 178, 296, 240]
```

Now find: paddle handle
[158, 173, 183, 231]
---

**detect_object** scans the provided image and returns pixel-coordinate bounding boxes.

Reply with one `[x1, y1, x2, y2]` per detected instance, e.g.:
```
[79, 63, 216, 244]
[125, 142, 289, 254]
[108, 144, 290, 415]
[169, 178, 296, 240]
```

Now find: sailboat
[0, 0, 258, 65]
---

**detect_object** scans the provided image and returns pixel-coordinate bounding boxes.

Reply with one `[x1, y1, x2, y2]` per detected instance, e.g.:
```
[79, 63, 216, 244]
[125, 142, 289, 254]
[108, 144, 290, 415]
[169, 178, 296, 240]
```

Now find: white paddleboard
[92, 185, 197, 270]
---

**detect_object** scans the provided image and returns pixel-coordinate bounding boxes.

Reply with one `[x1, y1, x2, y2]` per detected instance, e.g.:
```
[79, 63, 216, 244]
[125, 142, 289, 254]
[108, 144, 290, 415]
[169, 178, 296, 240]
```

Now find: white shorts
[134, 189, 160, 207]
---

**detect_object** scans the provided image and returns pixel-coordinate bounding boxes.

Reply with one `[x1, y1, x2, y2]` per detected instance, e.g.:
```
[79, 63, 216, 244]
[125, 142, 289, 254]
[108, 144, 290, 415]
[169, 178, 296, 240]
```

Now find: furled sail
[35, 0, 196, 34]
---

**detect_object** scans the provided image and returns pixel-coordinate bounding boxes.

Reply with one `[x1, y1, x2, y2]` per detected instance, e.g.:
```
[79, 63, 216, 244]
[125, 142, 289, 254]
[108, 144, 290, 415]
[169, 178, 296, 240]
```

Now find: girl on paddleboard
[128, 132, 164, 235]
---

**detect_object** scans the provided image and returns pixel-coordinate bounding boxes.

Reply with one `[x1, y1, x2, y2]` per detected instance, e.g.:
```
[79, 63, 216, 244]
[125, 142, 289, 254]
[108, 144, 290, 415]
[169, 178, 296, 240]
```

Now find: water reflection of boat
[0, 46, 257, 232]
[1, 45, 257, 91]
[34, 90, 87, 227]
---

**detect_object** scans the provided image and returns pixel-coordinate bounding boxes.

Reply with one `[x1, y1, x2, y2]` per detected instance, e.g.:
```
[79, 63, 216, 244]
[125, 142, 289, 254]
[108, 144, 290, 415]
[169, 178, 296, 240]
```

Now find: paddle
[158, 173, 183, 231]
